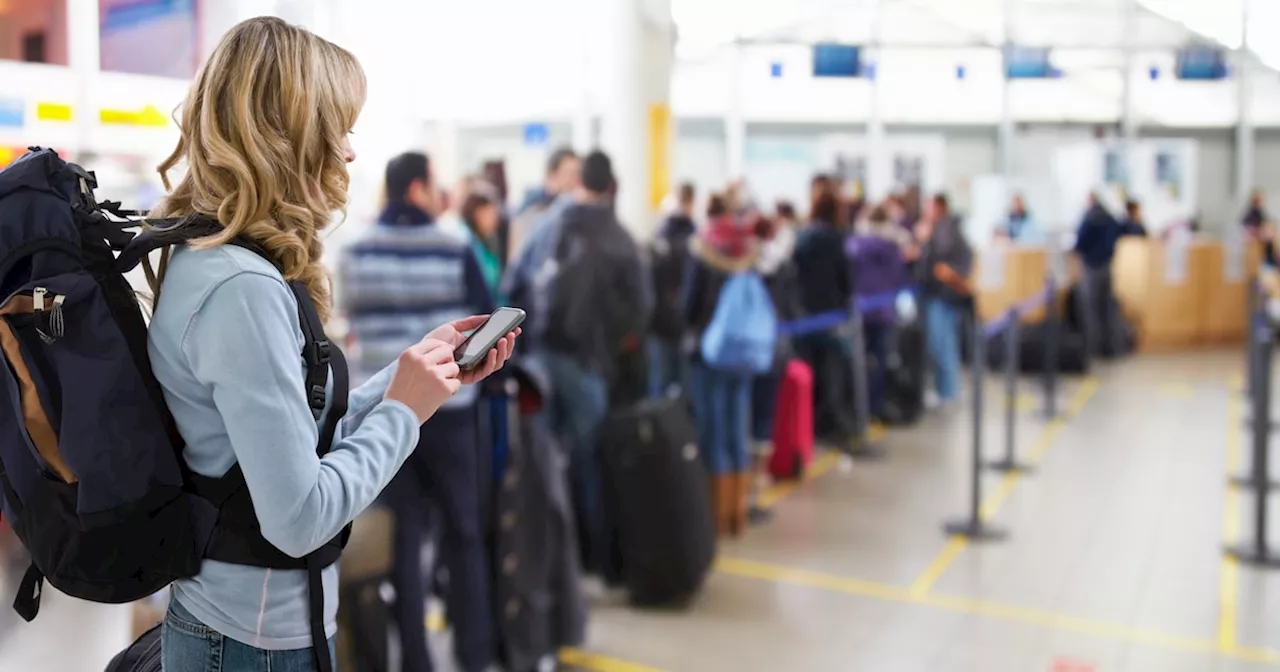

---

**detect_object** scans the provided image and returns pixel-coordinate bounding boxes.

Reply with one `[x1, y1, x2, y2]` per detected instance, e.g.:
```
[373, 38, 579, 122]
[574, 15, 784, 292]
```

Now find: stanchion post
[1231, 283, 1280, 490]
[1246, 280, 1258, 399]
[1227, 311, 1280, 567]
[1042, 278, 1060, 420]
[847, 309, 885, 460]
[987, 314, 1033, 474]
[943, 311, 1007, 542]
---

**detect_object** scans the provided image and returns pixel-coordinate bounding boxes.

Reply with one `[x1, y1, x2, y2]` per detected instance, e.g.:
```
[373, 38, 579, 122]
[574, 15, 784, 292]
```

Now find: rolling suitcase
[880, 322, 925, 425]
[599, 396, 715, 607]
[768, 359, 814, 480]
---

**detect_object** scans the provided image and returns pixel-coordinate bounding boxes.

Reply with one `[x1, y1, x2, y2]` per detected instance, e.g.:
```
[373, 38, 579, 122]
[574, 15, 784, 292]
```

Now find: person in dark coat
[1072, 192, 1122, 357]
[648, 181, 699, 396]
[792, 187, 857, 442]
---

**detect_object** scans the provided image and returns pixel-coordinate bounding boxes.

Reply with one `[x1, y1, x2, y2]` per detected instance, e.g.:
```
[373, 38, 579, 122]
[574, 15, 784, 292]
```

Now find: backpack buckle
[304, 340, 331, 366]
[309, 385, 326, 413]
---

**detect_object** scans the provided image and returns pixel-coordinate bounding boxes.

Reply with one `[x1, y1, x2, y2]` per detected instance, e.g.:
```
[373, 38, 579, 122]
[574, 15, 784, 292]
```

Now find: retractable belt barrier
[775, 288, 914, 460]
[943, 277, 1058, 543]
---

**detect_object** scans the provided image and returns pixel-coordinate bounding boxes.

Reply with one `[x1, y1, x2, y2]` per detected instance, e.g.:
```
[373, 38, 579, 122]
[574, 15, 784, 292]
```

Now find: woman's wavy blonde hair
[147, 16, 366, 321]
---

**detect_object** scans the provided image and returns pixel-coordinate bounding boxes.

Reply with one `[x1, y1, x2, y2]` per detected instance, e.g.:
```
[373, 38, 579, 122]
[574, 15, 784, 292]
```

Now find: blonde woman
[144, 17, 514, 672]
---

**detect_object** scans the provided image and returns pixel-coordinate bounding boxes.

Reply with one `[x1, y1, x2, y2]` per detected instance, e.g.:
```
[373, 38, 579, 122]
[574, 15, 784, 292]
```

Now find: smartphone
[453, 307, 525, 371]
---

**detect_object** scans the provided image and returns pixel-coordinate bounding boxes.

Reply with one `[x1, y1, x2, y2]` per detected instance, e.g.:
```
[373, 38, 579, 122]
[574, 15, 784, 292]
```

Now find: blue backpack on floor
[700, 271, 778, 374]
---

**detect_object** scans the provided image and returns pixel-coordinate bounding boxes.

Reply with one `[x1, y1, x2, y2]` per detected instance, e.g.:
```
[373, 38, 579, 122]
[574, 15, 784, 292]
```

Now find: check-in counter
[1112, 236, 1260, 350]
[974, 245, 1051, 324]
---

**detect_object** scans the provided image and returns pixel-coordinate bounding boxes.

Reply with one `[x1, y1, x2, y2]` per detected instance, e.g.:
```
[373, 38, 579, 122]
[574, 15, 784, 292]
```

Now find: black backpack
[647, 224, 694, 340]
[0, 147, 348, 672]
[543, 204, 650, 371]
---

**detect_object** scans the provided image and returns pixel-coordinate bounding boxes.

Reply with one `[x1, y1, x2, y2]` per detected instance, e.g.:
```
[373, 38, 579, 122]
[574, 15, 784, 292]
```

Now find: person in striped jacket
[337, 151, 496, 672]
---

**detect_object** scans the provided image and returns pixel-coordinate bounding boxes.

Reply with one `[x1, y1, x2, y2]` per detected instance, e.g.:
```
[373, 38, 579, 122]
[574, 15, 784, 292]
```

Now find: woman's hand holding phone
[423, 314, 520, 384]
[385, 339, 462, 424]
[385, 314, 520, 423]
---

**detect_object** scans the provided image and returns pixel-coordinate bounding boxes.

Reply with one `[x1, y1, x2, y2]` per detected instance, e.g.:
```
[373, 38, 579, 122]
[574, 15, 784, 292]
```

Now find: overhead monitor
[1175, 46, 1228, 80]
[813, 43, 862, 78]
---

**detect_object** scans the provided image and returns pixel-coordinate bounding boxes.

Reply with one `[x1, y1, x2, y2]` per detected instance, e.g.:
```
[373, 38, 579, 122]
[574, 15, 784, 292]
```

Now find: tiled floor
[4, 350, 1280, 671]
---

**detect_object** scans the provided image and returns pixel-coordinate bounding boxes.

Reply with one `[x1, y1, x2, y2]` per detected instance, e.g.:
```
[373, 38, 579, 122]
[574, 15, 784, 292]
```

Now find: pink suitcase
[769, 359, 814, 480]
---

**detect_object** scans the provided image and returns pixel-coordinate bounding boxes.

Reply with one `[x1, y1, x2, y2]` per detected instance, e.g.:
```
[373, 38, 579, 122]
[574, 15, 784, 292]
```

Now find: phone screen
[454, 308, 525, 368]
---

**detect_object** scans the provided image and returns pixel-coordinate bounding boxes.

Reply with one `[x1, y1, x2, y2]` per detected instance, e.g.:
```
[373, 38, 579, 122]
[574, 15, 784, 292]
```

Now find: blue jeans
[750, 369, 780, 445]
[647, 336, 688, 397]
[690, 361, 752, 475]
[163, 599, 335, 672]
[539, 350, 609, 574]
[924, 298, 961, 401]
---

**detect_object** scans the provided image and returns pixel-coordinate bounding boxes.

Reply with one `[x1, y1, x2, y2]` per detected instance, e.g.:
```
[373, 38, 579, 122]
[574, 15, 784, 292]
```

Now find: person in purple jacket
[849, 205, 915, 418]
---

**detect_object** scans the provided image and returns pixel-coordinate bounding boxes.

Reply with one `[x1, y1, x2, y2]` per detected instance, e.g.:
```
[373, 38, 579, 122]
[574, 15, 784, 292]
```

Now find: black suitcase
[880, 322, 925, 425]
[985, 323, 1091, 375]
[598, 396, 715, 607]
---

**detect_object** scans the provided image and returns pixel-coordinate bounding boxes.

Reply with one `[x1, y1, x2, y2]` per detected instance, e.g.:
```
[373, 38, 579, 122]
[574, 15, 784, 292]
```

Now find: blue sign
[0, 99, 24, 128]
[770, 62, 783, 78]
[813, 44, 861, 78]
[956, 65, 966, 80]
[523, 123, 549, 148]
[1149, 65, 1160, 81]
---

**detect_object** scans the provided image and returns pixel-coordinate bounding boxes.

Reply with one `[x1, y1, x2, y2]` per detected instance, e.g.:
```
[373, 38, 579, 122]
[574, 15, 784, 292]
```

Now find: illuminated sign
[99, 105, 168, 127]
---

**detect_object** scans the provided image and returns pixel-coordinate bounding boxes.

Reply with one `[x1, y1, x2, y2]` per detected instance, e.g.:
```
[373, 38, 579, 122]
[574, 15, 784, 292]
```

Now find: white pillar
[1120, 0, 1139, 184]
[725, 42, 747, 181]
[998, 0, 1015, 177]
[594, 0, 675, 237]
[1235, 2, 1254, 206]
[866, 0, 888, 202]
[66, 0, 99, 157]
[572, 36, 595, 154]
[432, 119, 462, 188]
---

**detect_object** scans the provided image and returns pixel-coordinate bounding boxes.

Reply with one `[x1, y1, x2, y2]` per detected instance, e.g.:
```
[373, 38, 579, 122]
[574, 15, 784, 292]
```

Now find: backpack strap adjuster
[303, 339, 331, 367]
[308, 385, 327, 414]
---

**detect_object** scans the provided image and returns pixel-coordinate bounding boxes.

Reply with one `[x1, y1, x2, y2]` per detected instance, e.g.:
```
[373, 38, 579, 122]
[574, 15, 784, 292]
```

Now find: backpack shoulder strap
[117, 216, 347, 437]
[114, 216, 221, 273]
[289, 279, 348, 451]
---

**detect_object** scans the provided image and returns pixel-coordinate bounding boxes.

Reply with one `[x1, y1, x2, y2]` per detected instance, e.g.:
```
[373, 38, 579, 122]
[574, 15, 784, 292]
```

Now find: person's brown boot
[727, 472, 749, 538]
[707, 475, 729, 537]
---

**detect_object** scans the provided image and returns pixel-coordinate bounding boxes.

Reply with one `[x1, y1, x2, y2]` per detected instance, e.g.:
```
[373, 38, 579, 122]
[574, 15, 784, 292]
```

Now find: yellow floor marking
[907, 377, 1099, 598]
[558, 648, 669, 672]
[1218, 389, 1243, 652]
[427, 614, 667, 671]
[907, 536, 967, 598]
[715, 555, 1280, 667]
[1003, 392, 1037, 413]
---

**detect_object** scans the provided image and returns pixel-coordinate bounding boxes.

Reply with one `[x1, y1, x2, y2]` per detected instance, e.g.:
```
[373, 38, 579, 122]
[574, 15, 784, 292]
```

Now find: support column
[595, 0, 675, 237]
[1236, 1, 1255, 206]
[66, 0, 99, 158]
[572, 36, 594, 153]
[866, 0, 887, 202]
[1120, 0, 1139, 184]
[725, 42, 747, 182]
[998, 0, 1015, 177]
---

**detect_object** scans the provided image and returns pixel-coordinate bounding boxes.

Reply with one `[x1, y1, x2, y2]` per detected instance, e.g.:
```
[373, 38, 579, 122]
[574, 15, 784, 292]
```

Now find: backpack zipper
[32, 288, 65, 344]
